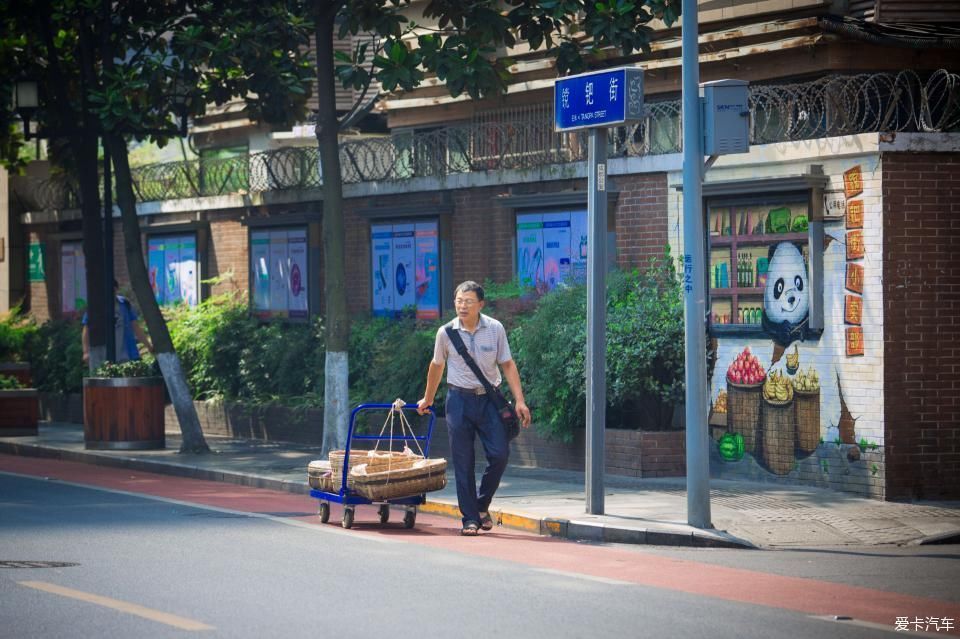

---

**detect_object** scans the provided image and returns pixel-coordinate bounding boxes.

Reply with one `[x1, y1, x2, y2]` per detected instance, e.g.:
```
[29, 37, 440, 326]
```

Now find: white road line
[18, 580, 214, 631]
[534, 567, 635, 586]
[0, 470, 399, 544]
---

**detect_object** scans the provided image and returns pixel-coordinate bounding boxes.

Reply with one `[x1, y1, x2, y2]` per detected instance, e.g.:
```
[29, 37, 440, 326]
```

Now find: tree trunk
[315, 2, 350, 457]
[40, 8, 107, 371]
[76, 133, 108, 372]
[103, 133, 210, 454]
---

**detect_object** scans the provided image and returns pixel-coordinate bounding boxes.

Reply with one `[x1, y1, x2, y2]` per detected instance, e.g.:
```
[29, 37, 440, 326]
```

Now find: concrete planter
[0, 388, 40, 436]
[83, 377, 165, 450]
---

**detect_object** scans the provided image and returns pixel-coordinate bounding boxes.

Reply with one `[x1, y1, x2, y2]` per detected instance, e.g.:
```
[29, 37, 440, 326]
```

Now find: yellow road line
[18, 581, 214, 631]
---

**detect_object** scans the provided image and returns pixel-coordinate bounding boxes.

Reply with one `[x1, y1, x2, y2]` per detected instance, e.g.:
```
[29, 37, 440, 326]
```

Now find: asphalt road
[1, 457, 958, 638]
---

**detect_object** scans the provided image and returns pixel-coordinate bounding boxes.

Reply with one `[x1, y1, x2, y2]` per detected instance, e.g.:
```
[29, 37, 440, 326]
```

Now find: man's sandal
[461, 522, 480, 536]
[479, 511, 494, 531]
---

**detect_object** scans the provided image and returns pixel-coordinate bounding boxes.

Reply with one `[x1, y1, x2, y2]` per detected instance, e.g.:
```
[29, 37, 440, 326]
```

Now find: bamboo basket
[307, 460, 335, 492]
[350, 458, 448, 501]
[726, 381, 763, 454]
[329, 449, 421, 488]
[761, 397, 796, 476]
[794, 389, 821, 454]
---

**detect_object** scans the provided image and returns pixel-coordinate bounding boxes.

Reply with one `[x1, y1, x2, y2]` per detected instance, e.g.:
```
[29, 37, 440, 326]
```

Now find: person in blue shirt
[82, 281, 152, 364]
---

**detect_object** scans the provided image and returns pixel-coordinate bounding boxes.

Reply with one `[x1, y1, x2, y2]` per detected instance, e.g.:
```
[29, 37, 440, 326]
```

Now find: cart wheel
[403, 509, 416, 529]
[378, 504, 390, 524]
[318, 502, 330, 523]
[342, 507, 355, 529]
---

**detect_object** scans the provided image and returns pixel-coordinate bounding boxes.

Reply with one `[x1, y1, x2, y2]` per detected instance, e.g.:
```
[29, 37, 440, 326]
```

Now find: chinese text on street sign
[554, 67, 644, 132]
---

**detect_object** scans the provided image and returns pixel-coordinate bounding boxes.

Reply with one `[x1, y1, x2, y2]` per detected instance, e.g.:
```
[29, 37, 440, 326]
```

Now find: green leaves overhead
[330, 0, 681, 103]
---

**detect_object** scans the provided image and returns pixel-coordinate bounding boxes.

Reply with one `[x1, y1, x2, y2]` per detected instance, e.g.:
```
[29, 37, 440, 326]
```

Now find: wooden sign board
[844, 165, 864, 199]
[846, 326, 865, 357]
[846, 200, 864, 229]
[845, 263, 864, 294]
[844, 294, 863, 325]
[846, 230, 865, 260]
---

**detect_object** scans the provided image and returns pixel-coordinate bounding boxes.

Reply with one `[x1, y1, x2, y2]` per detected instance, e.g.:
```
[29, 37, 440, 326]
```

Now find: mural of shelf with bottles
[708, 199, 809, 329]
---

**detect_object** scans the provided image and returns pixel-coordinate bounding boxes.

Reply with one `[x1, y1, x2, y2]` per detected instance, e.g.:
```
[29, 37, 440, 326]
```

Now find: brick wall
[206, 213, 249, 297]
[614, 173, 670, 267]
[882, 152, 960, 500]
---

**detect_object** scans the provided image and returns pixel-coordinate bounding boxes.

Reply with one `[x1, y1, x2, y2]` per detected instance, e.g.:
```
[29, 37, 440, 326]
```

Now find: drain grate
[0, 561, 80, 569]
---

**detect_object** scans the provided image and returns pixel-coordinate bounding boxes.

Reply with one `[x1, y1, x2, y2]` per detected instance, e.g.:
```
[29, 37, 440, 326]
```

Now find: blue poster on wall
[415, 222, 440, 319]
[371, 225, 393, 316]
[392, 224, 416, 312]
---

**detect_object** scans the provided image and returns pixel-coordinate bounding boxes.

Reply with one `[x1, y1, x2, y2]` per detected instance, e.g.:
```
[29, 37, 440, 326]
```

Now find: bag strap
[444, 324, 497, 395]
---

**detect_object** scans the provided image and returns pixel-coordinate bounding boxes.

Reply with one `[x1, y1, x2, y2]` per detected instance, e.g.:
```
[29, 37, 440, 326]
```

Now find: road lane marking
[0, 470, 398, 544]
[18, 581, 214, 631]
[534, 567, 634, 586]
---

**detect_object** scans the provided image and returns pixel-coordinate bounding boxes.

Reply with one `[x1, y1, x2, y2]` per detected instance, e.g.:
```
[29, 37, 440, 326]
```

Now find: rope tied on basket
[360, 399, 425, 492]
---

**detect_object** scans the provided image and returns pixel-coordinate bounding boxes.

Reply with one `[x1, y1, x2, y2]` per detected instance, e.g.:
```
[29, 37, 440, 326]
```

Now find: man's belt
[448, 384, 486, 395]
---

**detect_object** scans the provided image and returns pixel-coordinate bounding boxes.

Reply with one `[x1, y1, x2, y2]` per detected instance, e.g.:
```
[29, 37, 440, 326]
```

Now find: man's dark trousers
[445, 388, 509, 526]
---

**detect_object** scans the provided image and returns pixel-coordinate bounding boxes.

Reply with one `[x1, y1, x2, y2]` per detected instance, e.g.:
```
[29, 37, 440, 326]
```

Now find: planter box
[0, 388, 40, 436]
[0, 362, 32, 387]
[83, 377, 165, 450]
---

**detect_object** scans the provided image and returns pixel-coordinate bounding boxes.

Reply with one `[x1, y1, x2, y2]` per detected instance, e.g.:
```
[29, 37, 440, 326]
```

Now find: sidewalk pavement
[3, 422, 960, 550]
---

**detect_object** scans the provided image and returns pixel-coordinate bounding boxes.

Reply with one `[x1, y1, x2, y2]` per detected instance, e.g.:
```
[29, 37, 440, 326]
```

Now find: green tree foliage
[511, 250, 685, 441]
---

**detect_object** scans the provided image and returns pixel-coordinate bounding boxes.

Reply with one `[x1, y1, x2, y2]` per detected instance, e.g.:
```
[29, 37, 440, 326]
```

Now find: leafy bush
[93, 358, 157, 378]
[166, 292, 326, 407]
[0, 306, 38, 362]
[25, 319, 84, 393]
[511, 249, 685, 441]
[0, 373, 24, 390]
[349, 312, 444, 409]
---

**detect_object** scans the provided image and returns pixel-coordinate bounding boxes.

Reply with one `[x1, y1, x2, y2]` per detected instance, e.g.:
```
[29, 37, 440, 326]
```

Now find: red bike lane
[3, 453, 957, 634]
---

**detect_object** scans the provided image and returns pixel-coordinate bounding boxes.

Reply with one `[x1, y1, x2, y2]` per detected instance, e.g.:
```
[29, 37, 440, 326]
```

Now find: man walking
[417, 281, 531, 536]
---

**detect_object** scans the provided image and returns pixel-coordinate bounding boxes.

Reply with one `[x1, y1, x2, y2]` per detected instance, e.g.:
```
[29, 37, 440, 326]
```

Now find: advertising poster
[178, 236, 198, 307]
[148, 238, 166, 304]
[287, 229, 308, 318]
[163, 237, 181, 306]
[371, 225, 393, 316]
[269, 232, 289, 315]
[568, 209, 588, 283]
[392, 223, 416, 312]
[542, 212, 572, 290]
[61, 243, 77, 314]
[415, 222, 440, 319]
[250, 231, 271, 315]
[516, 213, 544, 289]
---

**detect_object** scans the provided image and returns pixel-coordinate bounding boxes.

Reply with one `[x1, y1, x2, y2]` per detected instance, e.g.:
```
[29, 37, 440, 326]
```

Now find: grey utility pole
[681, 0, 712, 529]
[585, 127, 607, 514]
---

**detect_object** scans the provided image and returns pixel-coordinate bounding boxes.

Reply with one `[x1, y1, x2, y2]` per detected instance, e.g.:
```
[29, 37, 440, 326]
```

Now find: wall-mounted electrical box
[701, 79, 750, 155]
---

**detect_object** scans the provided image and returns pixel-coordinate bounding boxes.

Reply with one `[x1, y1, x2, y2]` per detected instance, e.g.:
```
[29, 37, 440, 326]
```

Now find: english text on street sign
[554, 67, 644, 132]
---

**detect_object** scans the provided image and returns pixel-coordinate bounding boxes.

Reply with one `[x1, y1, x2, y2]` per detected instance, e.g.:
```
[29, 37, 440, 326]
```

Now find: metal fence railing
[13, 70, 959, 212]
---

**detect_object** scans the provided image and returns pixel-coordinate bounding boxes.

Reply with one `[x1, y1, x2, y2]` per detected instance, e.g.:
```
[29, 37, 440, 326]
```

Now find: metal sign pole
[681, 0, 712, 528]
[586, 127, 607, 515]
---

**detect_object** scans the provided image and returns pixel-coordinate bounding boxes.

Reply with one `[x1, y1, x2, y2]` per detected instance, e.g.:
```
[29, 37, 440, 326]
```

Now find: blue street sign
[554, 67, 644, 132]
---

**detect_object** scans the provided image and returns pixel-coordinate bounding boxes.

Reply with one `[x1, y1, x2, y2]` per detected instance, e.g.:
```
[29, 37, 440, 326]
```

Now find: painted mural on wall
[703, 159, 884, 497]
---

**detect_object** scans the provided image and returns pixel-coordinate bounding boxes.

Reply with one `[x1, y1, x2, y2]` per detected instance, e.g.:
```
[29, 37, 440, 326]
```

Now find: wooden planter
[0, 361, 32, 387]
[0, 388, 40, 436]
[83, 377, 165, 450]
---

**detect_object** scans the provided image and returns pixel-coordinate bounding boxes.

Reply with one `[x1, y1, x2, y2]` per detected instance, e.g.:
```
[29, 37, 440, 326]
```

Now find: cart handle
[338, 403, 438, 496]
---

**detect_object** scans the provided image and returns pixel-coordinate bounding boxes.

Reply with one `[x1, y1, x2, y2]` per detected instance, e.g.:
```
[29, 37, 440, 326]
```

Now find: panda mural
[761, 242, 812, 347]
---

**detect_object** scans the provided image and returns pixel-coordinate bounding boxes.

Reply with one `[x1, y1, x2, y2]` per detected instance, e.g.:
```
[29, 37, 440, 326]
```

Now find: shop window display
[708, 195, 809, 334]
[249, 227, 309, 320]
[370, 220, 440, 320]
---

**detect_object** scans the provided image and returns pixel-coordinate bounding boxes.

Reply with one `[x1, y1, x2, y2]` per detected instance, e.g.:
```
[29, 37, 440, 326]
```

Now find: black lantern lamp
[13, 79, 39, 140]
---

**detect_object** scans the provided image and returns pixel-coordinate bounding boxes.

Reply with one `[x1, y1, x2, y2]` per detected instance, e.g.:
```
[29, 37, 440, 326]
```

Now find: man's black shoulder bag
[444, 325, 520, 440]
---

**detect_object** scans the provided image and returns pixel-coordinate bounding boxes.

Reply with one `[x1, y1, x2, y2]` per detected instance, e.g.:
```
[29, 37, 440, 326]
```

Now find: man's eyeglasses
[455, 298, 479, 307]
